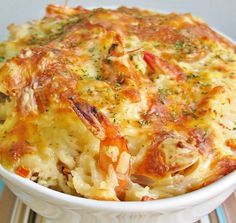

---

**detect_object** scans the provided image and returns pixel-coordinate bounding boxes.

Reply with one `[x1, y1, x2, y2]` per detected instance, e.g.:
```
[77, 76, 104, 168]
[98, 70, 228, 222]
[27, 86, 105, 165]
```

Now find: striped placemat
[0, 180, 234, 223]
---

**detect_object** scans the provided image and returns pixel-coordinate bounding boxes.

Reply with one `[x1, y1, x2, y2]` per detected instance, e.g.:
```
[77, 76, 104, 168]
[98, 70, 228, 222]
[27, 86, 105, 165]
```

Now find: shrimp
[46, 4, 87, 18]
[69, 98, 131, 199]
[143, 52, 186, 80]
[101, 34, 142, 102]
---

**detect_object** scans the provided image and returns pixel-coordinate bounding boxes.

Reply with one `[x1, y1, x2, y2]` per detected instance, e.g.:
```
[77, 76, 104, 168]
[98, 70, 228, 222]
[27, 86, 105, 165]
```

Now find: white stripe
[10, 198, 25, 223]
[22, 206, 31, 223]
[200, 215, 211, 223]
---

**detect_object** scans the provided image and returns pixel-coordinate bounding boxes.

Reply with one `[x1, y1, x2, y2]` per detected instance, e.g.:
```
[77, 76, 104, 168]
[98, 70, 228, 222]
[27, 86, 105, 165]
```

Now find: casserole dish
[0, 165, 235, 223]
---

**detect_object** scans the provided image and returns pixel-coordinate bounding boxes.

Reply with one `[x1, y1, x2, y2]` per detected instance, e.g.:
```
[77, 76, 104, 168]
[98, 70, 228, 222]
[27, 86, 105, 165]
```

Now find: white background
[0, 0, 235, 40]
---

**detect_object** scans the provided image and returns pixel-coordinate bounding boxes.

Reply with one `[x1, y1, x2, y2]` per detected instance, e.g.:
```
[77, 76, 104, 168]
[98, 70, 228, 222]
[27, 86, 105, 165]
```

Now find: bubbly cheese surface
[0, 5, 235, 201]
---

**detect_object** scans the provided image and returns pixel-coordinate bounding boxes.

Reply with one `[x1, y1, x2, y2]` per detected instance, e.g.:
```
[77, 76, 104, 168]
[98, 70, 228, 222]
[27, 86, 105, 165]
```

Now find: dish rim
[0, 165, 235, 212]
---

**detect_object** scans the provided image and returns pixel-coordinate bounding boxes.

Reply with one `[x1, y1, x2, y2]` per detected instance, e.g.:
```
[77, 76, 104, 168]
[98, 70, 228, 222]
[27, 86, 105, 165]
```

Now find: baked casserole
[0, 5, 235, 201]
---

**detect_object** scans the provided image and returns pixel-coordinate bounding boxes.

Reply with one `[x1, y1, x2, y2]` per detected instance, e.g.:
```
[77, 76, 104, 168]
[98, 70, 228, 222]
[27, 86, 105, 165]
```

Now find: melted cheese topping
[0, 5, 235, 201]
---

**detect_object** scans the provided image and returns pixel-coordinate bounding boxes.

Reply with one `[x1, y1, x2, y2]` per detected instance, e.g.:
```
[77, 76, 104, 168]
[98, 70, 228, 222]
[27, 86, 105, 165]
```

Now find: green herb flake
[115, 82, 121, 88]
[153, 42, 161, 48]
[175, 41, 185, 50]
[187, 73, 199, 79]
[87, 88, 93, 95]
[105, 58, 111, 64]
[96, 75, 102, 80]
[136, 15, 144, 19]
[196, 81, 211, 87]
[138, 120, 149, 127]
[70, 42, 78, 48]
[182, 110, 190, 116]
[158, 88, 172, 95]
[0, 56, 5, 62]
[88, 47, 95, 53]
[29, 36, 38, 44]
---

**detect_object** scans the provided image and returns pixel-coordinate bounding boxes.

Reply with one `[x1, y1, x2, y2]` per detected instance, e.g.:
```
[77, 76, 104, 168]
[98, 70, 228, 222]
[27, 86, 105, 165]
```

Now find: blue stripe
[216, 206, 228, 223]
[0, 180, 4, 195]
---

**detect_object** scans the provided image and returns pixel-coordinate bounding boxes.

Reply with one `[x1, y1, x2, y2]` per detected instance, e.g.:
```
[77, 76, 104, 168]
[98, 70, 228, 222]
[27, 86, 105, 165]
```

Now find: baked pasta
[0, 5, 235, 201]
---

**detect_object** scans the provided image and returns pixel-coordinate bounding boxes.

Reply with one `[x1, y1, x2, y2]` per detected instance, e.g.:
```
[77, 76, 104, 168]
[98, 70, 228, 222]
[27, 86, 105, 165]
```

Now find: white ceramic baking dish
[0, 165, 235, 223]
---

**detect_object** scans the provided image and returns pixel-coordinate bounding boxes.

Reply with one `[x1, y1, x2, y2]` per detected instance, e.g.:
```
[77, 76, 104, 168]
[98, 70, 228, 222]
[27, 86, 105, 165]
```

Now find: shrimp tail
[69, 97, 131, 200]
[69, 97, 106, 139]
